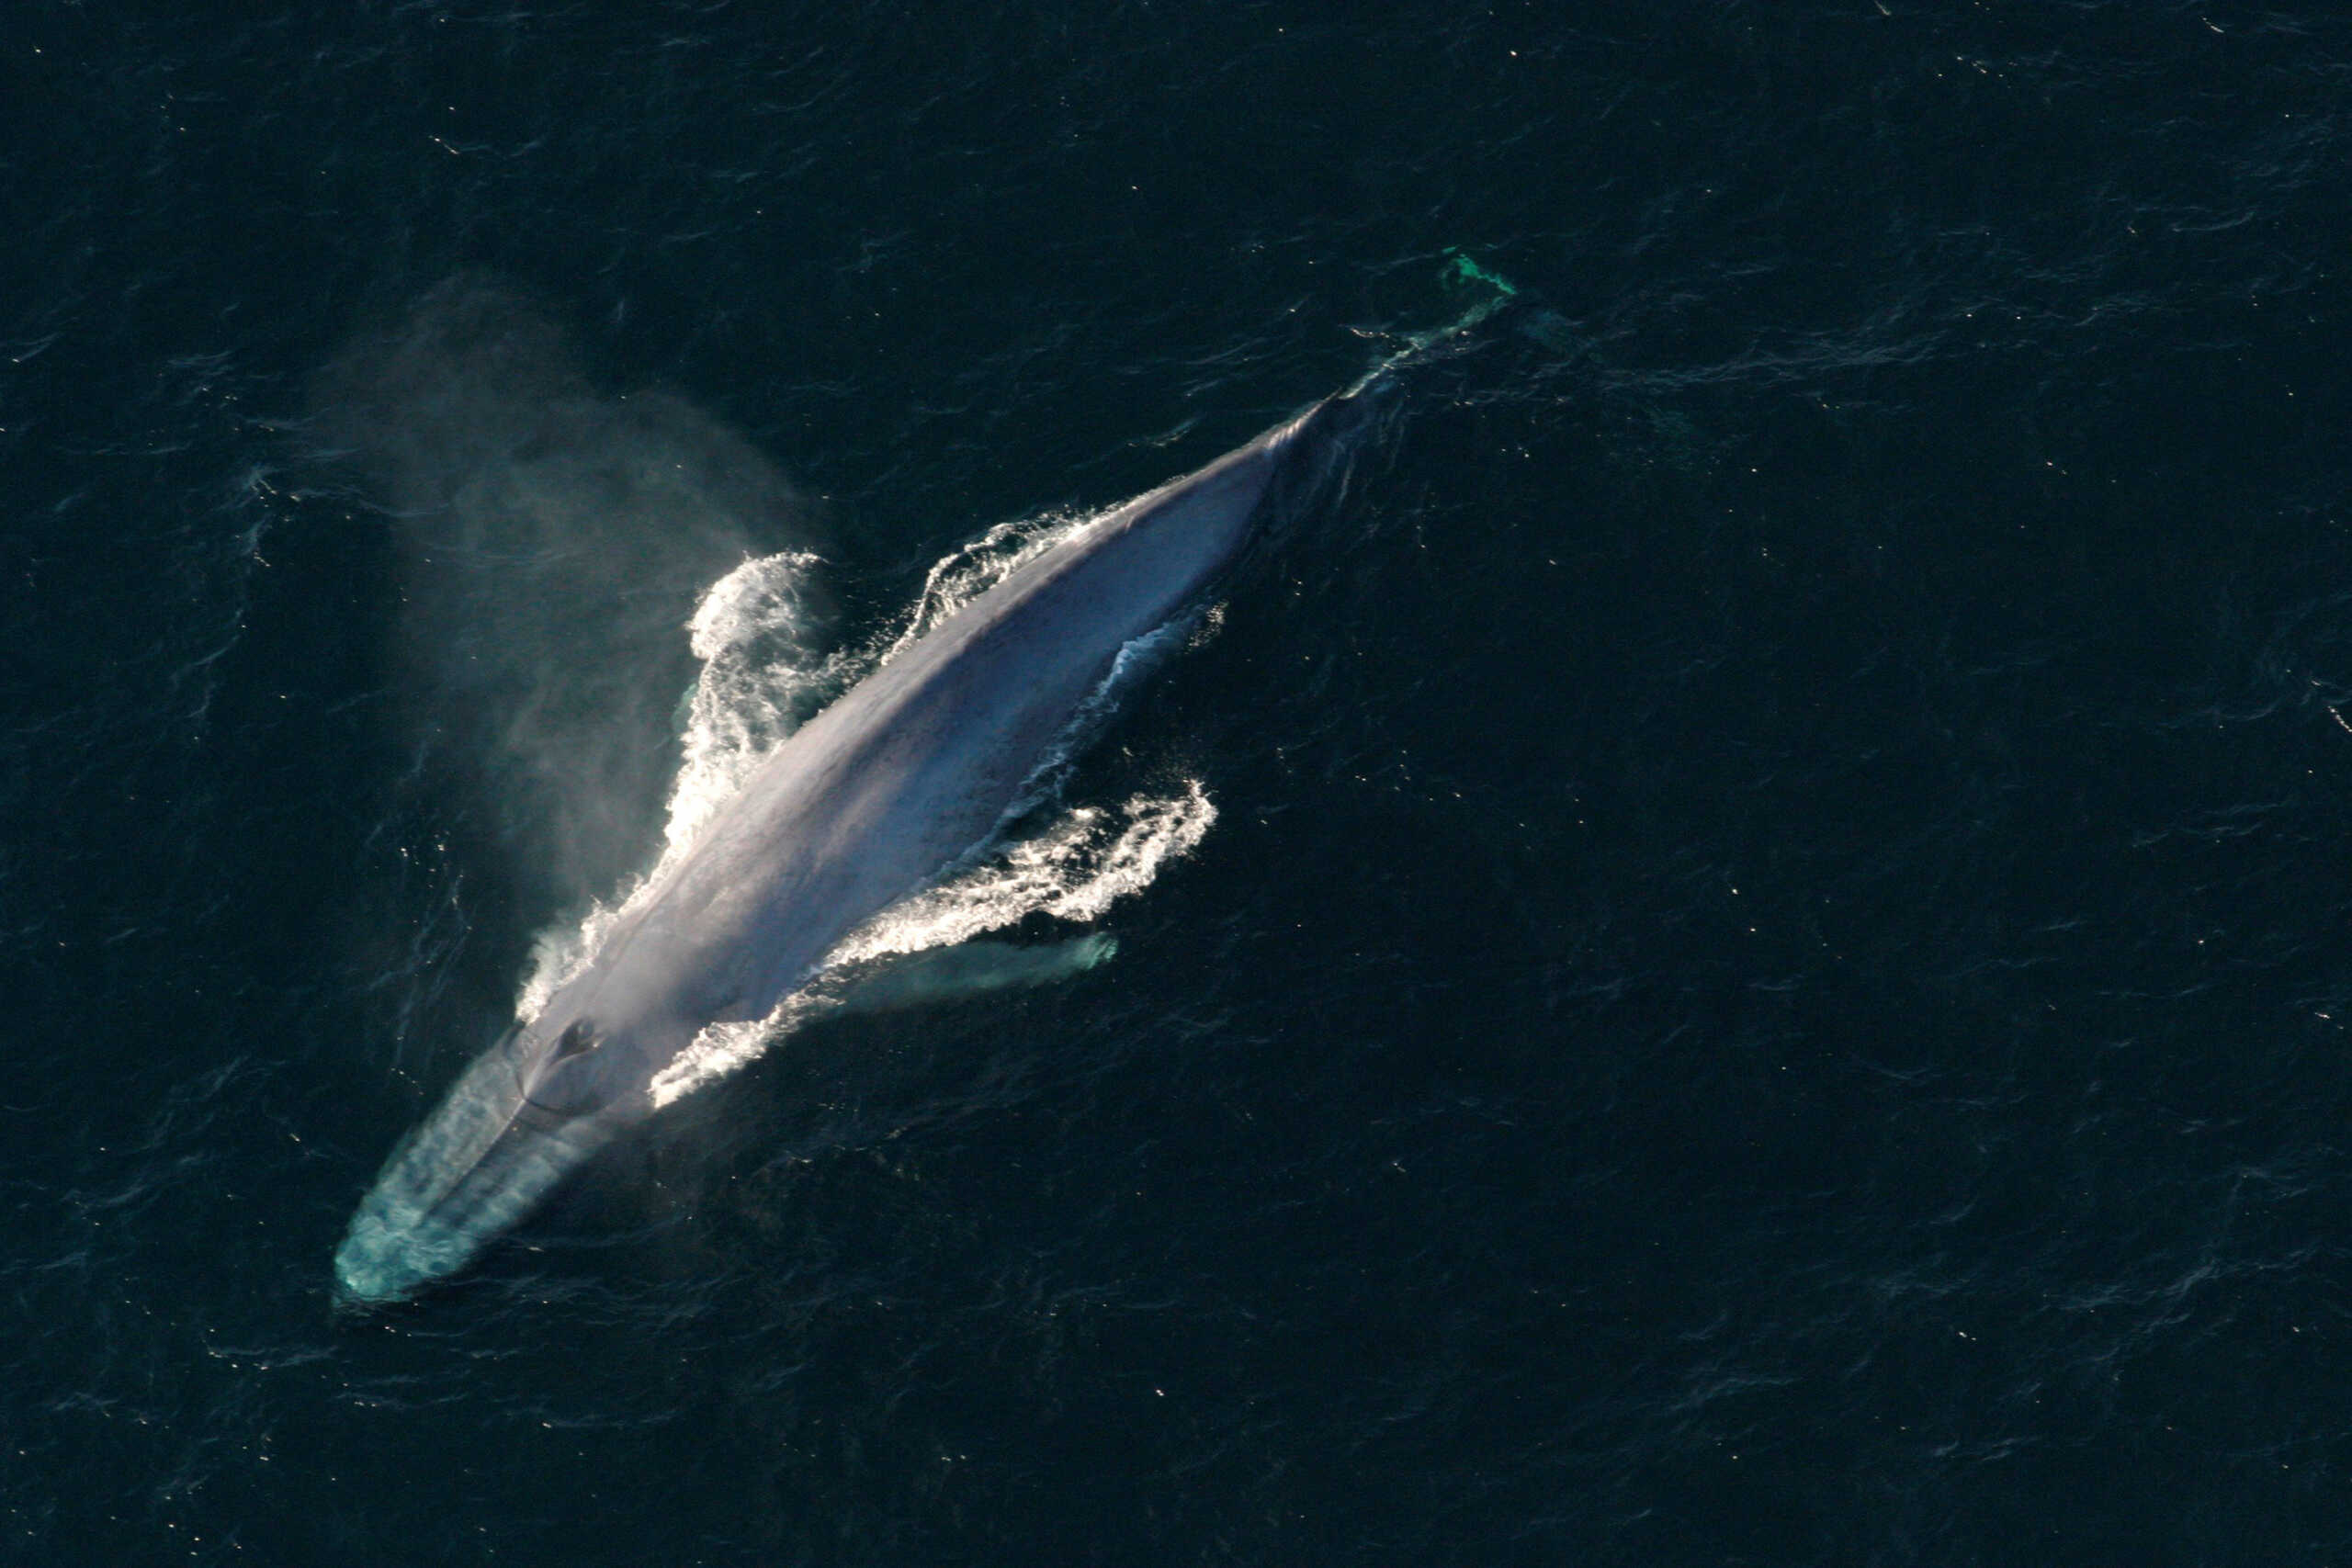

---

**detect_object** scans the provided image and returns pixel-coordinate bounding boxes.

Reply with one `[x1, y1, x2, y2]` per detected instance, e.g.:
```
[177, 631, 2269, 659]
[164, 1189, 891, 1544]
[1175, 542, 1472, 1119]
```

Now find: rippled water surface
[9, 4, 2352, 1562]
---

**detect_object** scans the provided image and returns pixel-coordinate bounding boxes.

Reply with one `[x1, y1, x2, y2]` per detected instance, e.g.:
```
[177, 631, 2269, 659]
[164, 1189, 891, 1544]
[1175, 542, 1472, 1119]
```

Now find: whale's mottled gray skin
[334, 391, 1359, 1302]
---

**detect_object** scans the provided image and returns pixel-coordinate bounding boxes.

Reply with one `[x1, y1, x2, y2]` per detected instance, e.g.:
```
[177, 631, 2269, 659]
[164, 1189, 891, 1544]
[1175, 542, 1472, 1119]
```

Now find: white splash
[834, 779, 1216, 963]
[516, 547, 837, 1020]
[670, 549, 844, 851]
[515, 519, 1219, 1108]
[882, 510, 1084, 660]
[648, 784, 1216, 1108]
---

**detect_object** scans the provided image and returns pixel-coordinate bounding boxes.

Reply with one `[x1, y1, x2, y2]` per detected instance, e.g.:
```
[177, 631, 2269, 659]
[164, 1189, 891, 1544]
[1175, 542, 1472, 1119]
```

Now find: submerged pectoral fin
[826, 933, 1118, 1017]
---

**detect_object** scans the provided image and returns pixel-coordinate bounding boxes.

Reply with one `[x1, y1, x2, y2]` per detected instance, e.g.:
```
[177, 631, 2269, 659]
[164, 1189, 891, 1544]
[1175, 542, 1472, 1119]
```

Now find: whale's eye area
[550, 1020, 602, 1063]
[523, 1019, 615, 1115]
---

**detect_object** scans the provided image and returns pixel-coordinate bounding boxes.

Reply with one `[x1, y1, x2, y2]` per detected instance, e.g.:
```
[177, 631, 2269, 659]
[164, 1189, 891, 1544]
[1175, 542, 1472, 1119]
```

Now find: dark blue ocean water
[9, 3, 2352, 1562]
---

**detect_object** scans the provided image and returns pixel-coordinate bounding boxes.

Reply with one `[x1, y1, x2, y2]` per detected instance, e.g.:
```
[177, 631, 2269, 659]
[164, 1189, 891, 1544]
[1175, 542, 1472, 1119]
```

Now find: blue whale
[334, 387, 1369, 1303]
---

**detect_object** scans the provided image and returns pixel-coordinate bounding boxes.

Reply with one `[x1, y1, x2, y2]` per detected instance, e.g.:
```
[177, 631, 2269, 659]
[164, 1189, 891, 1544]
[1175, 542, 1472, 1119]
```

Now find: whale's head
[331, 993, 682, 1305]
